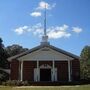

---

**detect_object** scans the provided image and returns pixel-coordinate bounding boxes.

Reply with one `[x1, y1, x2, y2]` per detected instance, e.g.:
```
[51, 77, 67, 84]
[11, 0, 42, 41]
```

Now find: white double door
[34, 68, 57, 82]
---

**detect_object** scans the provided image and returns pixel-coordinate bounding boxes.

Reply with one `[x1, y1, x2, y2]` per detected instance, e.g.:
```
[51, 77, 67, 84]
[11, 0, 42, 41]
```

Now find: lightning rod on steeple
[44, 3, 46, 36]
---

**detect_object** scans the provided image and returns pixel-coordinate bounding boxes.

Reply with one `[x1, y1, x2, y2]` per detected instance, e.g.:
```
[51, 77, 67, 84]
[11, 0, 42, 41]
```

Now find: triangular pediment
[8, 44, 79, 61]
[18, 46, 73, 61]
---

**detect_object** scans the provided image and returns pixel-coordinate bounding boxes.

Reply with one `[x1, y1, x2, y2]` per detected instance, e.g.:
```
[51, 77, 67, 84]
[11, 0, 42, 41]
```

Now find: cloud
[72, 27, 82, 33]
[30, 1, 56, 17]
[14, 24, 71, 39]
[47, 25, 71, 39]
[48, 31, 71, 39]
[14, 23, 83, 39]
[14, 26, 29, 35]
[36, 1, 56, 10]
[31, 23, 43, 36]
[30, 12, 41, 17]
[14, 23, 43, 35]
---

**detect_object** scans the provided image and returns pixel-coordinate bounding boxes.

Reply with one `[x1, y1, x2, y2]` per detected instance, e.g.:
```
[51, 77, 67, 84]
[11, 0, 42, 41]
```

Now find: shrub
[2, 80, 29, 86]
[22, 81, 29, 86]
[0, 70, 9, 82]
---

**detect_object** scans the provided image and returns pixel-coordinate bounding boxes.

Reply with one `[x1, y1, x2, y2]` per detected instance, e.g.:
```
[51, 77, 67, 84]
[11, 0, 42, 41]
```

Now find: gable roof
[8, 44, 79, 61]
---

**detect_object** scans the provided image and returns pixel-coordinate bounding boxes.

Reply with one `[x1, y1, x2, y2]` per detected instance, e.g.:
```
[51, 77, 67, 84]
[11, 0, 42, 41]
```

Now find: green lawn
[0, 85, 90, 90]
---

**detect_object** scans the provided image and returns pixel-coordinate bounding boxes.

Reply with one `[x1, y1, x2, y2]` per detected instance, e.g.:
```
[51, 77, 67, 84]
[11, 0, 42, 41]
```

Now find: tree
[0, 38, 9, 68]
[80, 45, 90, 80]
[0, 37, 9, 82]
[80, 46, 90, 61]
[0, 70, 9, 82]
[6, 44, 28, 57]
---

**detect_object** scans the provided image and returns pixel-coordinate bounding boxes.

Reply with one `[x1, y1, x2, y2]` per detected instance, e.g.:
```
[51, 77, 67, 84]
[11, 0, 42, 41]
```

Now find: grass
[0, 85, 90, 90]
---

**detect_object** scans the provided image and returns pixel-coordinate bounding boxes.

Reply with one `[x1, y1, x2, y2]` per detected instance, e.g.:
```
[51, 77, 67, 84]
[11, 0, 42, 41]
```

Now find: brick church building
[8, 7, 80, 82]
[8, 37, 80, 82]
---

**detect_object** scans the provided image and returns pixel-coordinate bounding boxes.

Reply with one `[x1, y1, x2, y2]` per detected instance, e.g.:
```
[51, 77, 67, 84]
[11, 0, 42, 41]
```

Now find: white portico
[18, 45, 74, 82]
[34, 60, 57, 82]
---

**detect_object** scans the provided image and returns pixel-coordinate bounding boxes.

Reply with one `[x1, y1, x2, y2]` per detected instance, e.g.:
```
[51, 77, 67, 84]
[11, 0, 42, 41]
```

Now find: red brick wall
[71, 59, 80, 81]
[10, 60, 19, 80]
[10, 59, 80, 81]
[55, 61, 68, 81]
[23, 61, 37, 81]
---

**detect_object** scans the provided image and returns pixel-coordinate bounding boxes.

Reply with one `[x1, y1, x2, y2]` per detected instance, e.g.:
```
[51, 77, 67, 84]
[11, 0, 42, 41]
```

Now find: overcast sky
[0, 0, 90, 55]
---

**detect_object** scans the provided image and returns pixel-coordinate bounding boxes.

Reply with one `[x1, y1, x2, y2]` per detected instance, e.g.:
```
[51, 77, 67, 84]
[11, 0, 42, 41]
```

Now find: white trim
[51, 68, 57, 82]
[53, 60, 57, 81]
[54, 68, 57, 81]
[20, 61, 23, 81]
[53, 60, 55, 69]
[38, 68, 40, 81]
[34, 68, 37, 81]
[37, 60, 39, 68]
[68, 60, 71, 82]
[40, 64, 52, 69]
[34, 68, 40, 82]
[32, 60, 71, 82]
[18, 59, 73, 61]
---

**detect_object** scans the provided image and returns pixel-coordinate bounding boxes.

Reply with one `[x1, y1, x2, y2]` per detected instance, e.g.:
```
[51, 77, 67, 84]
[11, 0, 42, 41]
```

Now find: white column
[52, 60, 55, 81]
[55, 68, 57, 81]
[68, 60, 71, 82]
[37, 60, 39, 81]
[20, 61, 23, 81]
[37, 60, 39, 68]
[34, 68, 37, 81]
[53, 60, 55, 69]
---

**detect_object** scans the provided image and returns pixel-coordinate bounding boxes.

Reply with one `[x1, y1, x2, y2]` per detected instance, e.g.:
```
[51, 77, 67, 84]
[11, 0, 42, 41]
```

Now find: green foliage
[0, 37, 9, 82]
[0, 37, 29, 82]
[0, 70, 9, 82]
[80, 45, 90, 80]
[2, 80, 29, 86]
[6, 44, 28, 57]
[0, 37, 9, 68]
[80, 46, 90, 62]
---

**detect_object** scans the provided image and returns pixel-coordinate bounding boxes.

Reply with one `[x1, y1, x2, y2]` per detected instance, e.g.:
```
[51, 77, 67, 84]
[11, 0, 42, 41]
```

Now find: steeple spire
[41, 3, 49, 45]
[44, 3, 46, 36]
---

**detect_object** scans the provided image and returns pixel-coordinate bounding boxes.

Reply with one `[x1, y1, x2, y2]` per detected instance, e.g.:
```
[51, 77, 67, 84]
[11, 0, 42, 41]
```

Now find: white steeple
[41, 3, 49, 45]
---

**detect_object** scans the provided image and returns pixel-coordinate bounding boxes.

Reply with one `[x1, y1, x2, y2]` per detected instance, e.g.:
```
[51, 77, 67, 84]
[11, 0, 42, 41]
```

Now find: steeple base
[41, 41, 50, 46]
[41, 35, 50, 45]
